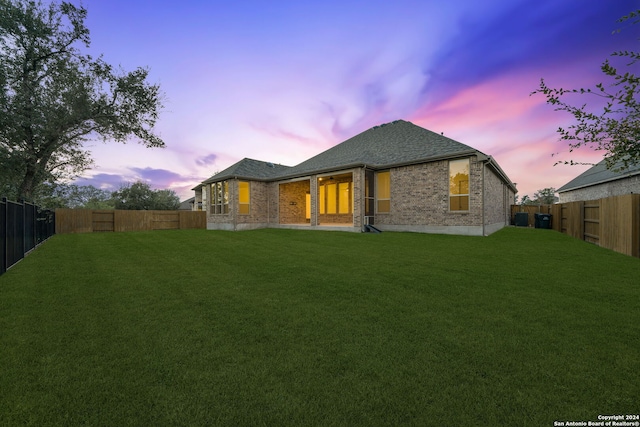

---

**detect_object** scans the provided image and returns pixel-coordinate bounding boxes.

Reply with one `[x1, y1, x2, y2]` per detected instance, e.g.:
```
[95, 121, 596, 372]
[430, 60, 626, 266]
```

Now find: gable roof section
[558, 158, 640, 192]
[281, 120, 479, 177]
[202, 158, 292, 183]
[200, 120, 516, 191]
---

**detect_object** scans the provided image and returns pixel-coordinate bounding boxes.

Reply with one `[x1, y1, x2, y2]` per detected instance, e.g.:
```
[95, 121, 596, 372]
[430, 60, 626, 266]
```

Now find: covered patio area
[277, 172, 355, 228]
[317, 172, 353, 226]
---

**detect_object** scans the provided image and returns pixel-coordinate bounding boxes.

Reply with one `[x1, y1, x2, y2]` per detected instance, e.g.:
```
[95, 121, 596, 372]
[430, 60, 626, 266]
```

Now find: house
[193, 120, 517, 236]
[178, 197, 195, 210]
[557, 158, 640, 203]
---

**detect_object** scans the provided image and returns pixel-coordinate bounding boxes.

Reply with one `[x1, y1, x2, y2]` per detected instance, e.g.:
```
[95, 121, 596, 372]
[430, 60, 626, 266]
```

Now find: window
[338, 182, 350, 214]
[376, 171, 390, 213]
[326, 183, 337, 214]
[449, 159, 469, 211]
[238, 181, 250, 215]
[318, 178, 352, 214]
[211, 181, 229, 214]
[318, 185, 325, 214]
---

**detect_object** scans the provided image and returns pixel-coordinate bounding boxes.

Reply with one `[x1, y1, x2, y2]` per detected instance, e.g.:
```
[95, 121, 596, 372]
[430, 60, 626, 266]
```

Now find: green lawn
[1, 227, 638, 426]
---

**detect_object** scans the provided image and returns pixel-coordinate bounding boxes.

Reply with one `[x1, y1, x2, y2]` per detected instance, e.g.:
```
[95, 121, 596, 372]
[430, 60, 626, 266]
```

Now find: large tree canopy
[0, 0, 165, 200]
[533, 10, 640, 171]
[36, 182, 115, 209]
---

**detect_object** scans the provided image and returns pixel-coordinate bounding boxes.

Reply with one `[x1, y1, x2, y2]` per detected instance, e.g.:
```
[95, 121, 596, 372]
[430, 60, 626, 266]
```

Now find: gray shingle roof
[201, 120, 488, 183]
[558, 158, 640, 192]
[281, 120, 479, 177]
[202, 158, 292, 183]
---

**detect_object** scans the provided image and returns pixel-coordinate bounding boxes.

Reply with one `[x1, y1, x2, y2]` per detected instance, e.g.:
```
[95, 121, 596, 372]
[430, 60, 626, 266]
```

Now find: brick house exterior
[558, 158, 640, 203]
[193, 120, 517, 236]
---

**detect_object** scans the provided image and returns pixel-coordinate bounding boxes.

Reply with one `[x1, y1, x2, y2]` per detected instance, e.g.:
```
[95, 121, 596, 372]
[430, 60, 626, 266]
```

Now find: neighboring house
[193, 120, 517, 236]
[558, 158, 640, 203]
[178, 197, 195, 210]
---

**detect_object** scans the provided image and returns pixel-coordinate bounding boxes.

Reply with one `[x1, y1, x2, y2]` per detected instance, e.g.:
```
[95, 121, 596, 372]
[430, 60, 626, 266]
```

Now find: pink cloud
[407, 70, 610, 197]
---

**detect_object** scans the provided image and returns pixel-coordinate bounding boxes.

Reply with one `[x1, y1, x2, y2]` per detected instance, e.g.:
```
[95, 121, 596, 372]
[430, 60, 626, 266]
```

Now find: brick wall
[375, 157, 483, 227]
[237, 181, 269, 226]
[279, 180, 311, 224]
[483, 165, 510, 226]
[267, 182, 279, 224]
[353, 169, 363, 228]
[310, 177, 317, 226]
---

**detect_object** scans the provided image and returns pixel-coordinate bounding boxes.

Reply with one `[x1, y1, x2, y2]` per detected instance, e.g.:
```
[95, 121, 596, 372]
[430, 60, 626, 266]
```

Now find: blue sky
[74, 0, 640, 200]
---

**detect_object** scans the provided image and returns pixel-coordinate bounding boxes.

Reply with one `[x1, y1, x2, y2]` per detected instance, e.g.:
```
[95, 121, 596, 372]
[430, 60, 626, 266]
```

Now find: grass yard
[1, 227, 639, 426]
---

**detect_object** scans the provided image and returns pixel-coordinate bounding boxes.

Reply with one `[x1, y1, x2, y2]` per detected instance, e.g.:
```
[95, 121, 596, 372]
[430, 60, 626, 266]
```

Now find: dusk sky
[75, 0, 640, 201]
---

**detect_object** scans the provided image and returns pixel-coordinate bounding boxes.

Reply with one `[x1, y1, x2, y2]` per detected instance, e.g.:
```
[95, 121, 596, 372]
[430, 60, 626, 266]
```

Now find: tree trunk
[18, 162, 37, 201]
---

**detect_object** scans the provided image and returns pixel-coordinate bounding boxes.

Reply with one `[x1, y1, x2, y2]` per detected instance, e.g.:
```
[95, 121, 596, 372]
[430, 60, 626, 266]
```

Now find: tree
[152, 189, 182, 210]
[0, 0, 164, 201]
[111, 181, 179, 210]
[28, 182, 114, 209]
[533, 187, 557, 205]
[519, 195, 533, 206]
[38, 183, 114, 209]
[449, 172, 469, 195]
[533, 10, 640, 170]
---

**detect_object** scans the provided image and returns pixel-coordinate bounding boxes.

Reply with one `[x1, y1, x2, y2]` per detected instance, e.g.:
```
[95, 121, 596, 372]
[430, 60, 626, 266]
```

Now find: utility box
[514, 212, 528, 227]
[534, 213, 552, 229]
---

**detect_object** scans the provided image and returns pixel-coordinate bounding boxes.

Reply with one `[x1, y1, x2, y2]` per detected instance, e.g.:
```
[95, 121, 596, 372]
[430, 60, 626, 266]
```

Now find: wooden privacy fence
[550, 194, 640, 258]
[56, 209, 206, 234]
[511, 194, 640, 258]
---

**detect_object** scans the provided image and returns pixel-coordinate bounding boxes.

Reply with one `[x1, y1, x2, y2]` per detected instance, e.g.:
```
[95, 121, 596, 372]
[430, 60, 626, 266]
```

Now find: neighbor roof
[558, 158, 640, 192]
[200, 120, 501, 184]
[178, 197, 195, 210]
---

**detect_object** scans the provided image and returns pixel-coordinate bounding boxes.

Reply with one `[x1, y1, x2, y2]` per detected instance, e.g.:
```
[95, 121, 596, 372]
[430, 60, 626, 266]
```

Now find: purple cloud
[73, 173, 128, 191]
[129, 167, 189, 187]
[196, 154, 218, 166]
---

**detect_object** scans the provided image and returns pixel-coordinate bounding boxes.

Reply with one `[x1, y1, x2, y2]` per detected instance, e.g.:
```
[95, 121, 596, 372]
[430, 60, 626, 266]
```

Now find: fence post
[30, 202, 36, 251]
